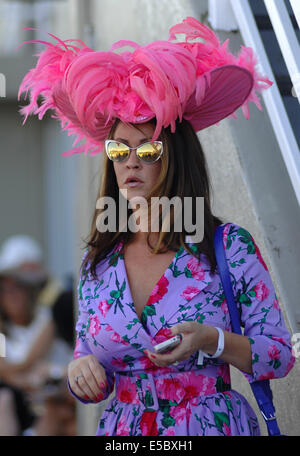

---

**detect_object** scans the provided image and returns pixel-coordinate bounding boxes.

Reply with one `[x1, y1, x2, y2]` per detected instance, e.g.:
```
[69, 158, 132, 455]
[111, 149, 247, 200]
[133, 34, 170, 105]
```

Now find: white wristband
[205, 327, 225, 359]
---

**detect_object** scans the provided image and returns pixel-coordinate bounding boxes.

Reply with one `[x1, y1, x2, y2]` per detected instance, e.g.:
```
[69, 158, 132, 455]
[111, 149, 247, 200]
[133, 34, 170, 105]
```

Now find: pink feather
[18, 18, 273, 156]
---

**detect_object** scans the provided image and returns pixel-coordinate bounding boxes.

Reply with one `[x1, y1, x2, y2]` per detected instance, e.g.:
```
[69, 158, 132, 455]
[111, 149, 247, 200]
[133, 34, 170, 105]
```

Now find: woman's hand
[145, 322, 217, 367]
[67, 355, 109, 402]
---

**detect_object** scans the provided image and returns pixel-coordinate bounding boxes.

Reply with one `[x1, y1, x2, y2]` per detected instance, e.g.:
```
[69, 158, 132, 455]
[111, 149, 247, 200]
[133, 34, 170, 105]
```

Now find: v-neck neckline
[119, 240, 182, 326]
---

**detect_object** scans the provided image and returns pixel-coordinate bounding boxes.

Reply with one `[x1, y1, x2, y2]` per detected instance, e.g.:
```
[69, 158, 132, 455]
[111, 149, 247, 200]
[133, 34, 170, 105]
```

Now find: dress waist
[115, 366, 231, 411]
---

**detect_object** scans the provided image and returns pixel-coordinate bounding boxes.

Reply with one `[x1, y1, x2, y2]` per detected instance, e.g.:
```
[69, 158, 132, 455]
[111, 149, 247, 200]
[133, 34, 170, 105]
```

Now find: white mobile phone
[153, 334, 182, 354]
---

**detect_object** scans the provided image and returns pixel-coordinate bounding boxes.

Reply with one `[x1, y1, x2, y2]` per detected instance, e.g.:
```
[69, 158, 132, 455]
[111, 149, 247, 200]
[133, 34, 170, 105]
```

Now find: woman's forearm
[202, 326, 253, 375]
[19, 320, 55, 370]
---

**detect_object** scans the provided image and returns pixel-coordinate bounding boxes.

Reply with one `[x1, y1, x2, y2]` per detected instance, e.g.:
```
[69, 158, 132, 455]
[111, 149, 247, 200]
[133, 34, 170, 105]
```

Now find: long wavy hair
[81, 118, 224, 280]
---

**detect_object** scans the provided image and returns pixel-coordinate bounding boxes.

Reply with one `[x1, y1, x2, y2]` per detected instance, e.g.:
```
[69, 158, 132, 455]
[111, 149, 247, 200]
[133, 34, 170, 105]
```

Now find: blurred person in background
[0, 235, 76, 435]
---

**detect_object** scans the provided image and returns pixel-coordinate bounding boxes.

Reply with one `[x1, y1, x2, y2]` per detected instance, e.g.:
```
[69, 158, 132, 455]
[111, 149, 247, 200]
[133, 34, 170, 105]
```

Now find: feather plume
[18, 19, 273, 156]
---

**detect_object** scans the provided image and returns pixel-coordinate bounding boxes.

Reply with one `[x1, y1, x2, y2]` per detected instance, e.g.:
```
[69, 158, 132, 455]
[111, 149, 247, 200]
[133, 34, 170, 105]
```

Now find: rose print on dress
[116, 415, 130, 436]
[186, 257, 205, 281]
[253, 280, 270, 301]
[88, 315, 101, 337]
[180, 285, 201, 301]
[98, 299, 110, 317]
[147, 275, 169, 305]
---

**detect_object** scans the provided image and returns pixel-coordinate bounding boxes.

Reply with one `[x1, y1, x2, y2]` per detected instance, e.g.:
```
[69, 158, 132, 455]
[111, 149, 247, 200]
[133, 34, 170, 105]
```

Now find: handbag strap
[214, 224, 282, 436]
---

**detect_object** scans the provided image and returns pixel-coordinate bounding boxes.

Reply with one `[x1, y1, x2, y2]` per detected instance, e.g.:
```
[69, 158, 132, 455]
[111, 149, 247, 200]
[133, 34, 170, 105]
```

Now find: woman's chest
[123, 248, 177, 319]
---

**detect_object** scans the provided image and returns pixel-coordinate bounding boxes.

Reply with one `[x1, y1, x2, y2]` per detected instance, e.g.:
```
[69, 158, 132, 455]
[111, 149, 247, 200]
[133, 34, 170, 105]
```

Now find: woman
[17, 17, 295, 436]
[66, 117, 294, 436]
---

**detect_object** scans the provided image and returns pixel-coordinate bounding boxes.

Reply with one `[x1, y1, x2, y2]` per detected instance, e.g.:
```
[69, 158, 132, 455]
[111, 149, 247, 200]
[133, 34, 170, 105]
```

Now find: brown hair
[81, 118, 223, 280]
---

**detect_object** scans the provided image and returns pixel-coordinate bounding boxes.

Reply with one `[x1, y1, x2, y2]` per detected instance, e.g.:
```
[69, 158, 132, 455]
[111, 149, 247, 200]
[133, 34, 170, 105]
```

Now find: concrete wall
[0, 101, 44, 250]
[199, 119, 300, 436]
[199, 28, 300, 435]
[0, 51, 80, 287]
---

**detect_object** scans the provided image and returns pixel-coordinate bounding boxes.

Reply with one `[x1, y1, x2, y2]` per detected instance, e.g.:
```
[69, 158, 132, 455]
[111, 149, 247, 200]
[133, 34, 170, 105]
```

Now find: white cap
[0, 235, 45, 283]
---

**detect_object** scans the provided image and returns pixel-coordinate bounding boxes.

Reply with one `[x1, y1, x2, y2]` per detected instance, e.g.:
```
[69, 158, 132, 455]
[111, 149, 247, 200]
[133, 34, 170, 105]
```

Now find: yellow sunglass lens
[136, 142, 162, 162]
[107, 142, 130, 161]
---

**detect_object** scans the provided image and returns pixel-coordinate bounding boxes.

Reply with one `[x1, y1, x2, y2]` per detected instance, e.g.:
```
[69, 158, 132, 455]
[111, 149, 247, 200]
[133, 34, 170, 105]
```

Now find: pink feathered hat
[18, 17, 273, 156]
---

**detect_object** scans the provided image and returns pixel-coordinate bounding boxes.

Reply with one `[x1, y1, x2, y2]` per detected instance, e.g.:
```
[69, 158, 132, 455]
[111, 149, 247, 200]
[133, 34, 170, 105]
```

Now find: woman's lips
[125, 181, 143, 187]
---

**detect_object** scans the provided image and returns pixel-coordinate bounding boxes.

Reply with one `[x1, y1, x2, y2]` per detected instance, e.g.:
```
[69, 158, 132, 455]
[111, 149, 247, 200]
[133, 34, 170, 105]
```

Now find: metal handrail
[290, 0, 300, 30]
[264, 0, 300, 102]
[229, 0, 300, 206]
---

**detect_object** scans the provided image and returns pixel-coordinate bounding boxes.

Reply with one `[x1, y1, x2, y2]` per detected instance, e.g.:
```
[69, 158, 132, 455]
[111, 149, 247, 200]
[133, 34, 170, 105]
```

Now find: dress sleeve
[67, 251, 114, 404]
[223, 223, 295, 382]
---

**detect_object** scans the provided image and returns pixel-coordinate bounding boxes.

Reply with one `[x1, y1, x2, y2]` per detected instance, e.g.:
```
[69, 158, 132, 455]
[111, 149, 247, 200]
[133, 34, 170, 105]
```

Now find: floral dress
[68, 223, 295, 436]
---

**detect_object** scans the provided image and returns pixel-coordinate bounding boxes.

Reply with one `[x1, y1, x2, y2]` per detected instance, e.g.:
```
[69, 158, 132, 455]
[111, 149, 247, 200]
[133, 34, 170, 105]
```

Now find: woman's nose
[126, 149, 141, 167]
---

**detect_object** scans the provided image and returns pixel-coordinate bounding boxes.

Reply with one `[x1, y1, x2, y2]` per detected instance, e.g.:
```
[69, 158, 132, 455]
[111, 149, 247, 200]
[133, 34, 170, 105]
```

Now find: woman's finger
[72, 373, 98, 400]
[171, 321, 196, 336]
[146, 345, 185, 367]
[87, 357, 108, 396]
[68, 356, 108, 401]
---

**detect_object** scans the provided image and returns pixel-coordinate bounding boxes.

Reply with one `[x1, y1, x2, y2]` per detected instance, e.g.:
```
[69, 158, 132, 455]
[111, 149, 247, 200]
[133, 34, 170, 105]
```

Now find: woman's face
[112, 121, 162, 202]
[0, 277, 32, 326]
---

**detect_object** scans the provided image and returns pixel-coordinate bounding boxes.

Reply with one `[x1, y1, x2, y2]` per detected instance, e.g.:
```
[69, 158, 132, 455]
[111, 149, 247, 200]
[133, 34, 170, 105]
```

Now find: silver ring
[173, 361, 179, 366]
[75, 375, 84, 384]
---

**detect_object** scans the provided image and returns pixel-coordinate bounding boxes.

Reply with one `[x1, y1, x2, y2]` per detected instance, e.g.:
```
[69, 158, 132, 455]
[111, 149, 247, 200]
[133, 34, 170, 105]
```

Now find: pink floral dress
[68, 223, 295, 436]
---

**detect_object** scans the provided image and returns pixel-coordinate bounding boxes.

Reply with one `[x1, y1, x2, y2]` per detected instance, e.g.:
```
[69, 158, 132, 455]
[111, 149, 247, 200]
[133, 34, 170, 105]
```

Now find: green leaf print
[131, 343, 142, 350]
[212, 297, 225, 308]
[196, 314, 206, 324]
[141, 304, 156, 326]
[253, 353, 259, 364]
[162, 414, 175, 428]
[184, 266, 193, 278]
[144, 390, 154, 407]
[177, 246, 184, 256]
[144, 305, 156, 316]
[237, 227, 255, 254]
[110, 289, 121, 299]
[239, 293, 252, 306]
[226, 237, 232, 250]
[273, 359, 281, 369]
[213, 412, 230, 433]
[120, 279, 126, 292]
[173, 265, 181, 277]
[216, 375, 231, 392]
[138, 373, 148, 379]
[122, 335, 130, 344]
[79, 279, 83, 300]
[224, 397, 233, 413]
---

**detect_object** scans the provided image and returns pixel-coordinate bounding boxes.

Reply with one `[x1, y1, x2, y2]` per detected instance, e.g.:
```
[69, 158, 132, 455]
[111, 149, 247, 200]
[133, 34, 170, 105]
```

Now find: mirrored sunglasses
[105, 140, 163, 163]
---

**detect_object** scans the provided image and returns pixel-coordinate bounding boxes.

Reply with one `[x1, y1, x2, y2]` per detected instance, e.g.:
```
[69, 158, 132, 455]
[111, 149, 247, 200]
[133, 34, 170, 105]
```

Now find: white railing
[264, 0, 300, 103]
[290, 0, 300, 30]
[209, 0, 300, 207]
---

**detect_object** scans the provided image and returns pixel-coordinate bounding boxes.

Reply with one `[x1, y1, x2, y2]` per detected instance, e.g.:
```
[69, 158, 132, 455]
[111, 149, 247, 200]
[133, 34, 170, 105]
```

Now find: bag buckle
[261, 410, 277, 422]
